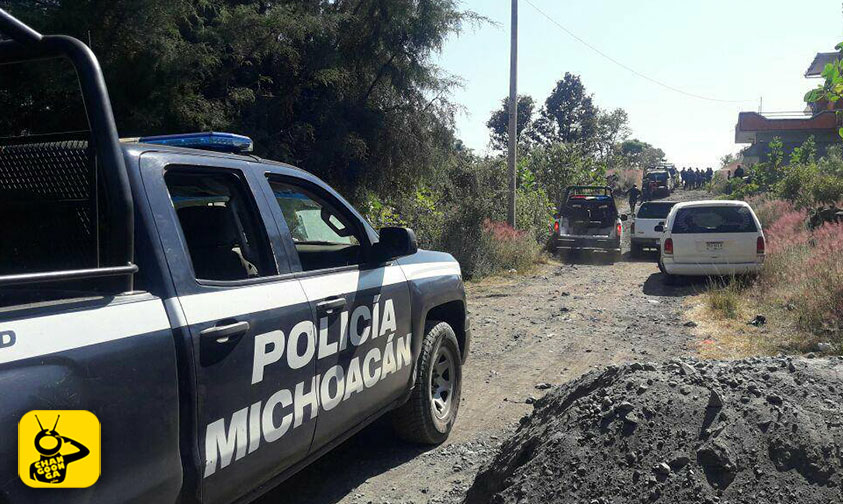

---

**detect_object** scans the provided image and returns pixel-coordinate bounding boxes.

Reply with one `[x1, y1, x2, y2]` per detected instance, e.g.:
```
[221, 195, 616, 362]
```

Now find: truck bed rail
[0, 8, 134, 290]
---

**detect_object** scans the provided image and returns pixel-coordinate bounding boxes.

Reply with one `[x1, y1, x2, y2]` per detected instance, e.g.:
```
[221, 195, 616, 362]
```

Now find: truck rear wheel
[658, 259, 677, 285]
[392, 321, 462, 444]
[630, 242, 642, 258]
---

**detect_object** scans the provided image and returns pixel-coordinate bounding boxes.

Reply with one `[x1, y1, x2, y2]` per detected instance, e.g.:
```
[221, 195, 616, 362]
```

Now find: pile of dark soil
[464, 356, 843, 504]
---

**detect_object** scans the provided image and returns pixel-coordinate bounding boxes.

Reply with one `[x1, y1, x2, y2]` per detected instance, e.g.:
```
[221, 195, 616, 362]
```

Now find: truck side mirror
[371, 227, 418, 263]
[654, 223, 665, 233]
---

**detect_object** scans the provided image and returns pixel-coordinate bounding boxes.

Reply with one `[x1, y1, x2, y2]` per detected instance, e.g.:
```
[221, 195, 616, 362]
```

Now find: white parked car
[631, 201, 678, 256]
[657, 200, 765, 282]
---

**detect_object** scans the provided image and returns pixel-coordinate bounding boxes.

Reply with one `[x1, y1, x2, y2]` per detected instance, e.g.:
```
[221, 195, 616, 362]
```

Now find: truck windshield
[672, 206, 758, 234]
[637, 202, 676, 219]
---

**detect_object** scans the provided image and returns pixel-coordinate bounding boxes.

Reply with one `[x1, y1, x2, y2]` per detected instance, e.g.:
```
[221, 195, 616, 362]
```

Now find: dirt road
[260, 190, 710, 504]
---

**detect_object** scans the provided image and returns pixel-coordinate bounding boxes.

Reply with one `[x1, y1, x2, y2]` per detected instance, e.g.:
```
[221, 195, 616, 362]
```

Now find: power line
[523, 0, 753, 104]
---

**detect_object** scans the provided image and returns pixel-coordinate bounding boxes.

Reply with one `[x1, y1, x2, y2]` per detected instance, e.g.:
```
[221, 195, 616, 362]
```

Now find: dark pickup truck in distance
[549, 186, 627, 260]
[0, 10, 469, 504]
[643, 170, 671, 200]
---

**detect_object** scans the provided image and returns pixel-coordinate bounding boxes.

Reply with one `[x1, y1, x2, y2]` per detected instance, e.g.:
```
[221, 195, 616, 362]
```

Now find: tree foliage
[619, 138, 664, 169]
[804, 42, 843, 138]
[714, 137, 843, 208]
[720, 152, 737, 168]
[486, 94, 535, 151]
[0, 0, 480, 200]
[486, 74, 637, 173]
[595, 108, 630, 165]
[533, 72, 598, 146]
[1, 3, 668, 277]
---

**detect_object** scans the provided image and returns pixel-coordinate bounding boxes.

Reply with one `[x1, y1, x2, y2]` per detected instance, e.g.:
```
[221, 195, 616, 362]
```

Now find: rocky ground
[259, 191, 715, 504]
[464, 356, 843, 504]
[264, 255, 704, 504]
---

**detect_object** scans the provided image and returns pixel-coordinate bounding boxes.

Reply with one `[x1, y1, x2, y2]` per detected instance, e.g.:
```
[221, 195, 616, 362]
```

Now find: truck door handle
[199, 320, 250, 367]
[200, 321, 251, 344]
[317, 297, 346, 315]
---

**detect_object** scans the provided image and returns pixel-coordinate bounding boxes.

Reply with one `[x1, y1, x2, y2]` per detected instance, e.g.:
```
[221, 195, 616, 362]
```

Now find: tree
[486, 95, 535, 151]
[790, 135, 816, 165]
[595, 108, 630, 165]
[0, 0, 481, 202]
[533, 73, 598, 146]
[524, 143, 605, 208]
[619, 139, 664, 169]
[804, 42, 843, 138]
[749, 138, 782, 191]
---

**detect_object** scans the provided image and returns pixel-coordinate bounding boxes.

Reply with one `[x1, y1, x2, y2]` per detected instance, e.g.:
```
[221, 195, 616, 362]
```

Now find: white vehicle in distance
[657, 200, 765, 283]
[630, 201, 678, 257]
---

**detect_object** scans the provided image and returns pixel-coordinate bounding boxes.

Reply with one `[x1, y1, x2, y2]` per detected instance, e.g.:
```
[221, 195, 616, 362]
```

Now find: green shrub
[708, 174, 729, 196]
[776, 162, 817, 206]
[361, 143, 606, 279]
[470, 220, 544, 278]
[515, 186, 554, 243]
[807, 173, 843, 206]
[706, 289, 739, 319]
[361, 153, 554, 279]
[705, 278, 746, 319]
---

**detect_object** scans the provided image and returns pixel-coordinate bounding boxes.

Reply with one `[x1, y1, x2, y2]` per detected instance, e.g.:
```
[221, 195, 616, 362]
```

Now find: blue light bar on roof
[137, 132, 254, 153]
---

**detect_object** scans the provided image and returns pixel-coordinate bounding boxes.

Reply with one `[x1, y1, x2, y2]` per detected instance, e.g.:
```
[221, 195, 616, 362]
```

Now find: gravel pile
[464, 356, 843, 504]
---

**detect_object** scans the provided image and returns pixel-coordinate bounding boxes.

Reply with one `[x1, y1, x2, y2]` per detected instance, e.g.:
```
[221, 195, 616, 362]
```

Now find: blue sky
[436, 0, 843, 167]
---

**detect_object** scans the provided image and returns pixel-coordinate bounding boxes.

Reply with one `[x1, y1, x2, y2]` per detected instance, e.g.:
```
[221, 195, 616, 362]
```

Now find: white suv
[631, 201, 677, 256]
[657, 200, 765, 281]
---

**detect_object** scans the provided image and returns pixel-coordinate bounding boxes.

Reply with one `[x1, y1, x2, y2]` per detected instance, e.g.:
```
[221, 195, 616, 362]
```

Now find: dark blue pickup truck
[0, 10, 469, 504]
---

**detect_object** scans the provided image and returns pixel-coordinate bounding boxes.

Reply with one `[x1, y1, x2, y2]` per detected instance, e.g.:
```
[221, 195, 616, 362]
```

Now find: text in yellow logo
[18, 410, 100, 488]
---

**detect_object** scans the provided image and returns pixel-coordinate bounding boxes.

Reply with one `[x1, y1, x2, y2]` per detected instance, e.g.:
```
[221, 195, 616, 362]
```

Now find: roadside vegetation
[698, 40, 843, 356]
[0, 0, 663, 280]
[369, 74, 665, 278]
[702, 141, 843, 355]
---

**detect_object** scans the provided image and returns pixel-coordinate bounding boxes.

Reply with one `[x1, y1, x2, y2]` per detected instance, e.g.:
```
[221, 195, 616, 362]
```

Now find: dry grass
[469, 220, 546, 279]
[689, 200, 843, 358]
[688, 302, 768, 360]
[688, 296, 810, 360]
[703, 279, 741, 319]
[608, 169, 643, 193]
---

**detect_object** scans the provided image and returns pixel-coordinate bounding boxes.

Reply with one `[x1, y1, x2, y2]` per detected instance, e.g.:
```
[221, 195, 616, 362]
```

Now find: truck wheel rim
[430, 346, 456, 420]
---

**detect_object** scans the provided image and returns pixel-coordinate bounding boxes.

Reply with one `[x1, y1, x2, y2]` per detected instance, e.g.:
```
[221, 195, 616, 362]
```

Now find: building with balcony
[735, 52, 841, 165]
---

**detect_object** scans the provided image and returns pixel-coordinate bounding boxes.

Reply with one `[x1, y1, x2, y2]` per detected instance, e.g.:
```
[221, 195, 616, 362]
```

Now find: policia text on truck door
[0, 9, 470, 504]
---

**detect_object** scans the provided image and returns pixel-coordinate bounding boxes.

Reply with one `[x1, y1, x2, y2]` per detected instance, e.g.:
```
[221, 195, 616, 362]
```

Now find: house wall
[745, 130, 839, 165]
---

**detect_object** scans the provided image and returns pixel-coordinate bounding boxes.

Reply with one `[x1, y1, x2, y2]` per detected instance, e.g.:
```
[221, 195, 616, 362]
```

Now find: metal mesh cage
[0, 137, 93, 201]
[0, 133, 99, 274]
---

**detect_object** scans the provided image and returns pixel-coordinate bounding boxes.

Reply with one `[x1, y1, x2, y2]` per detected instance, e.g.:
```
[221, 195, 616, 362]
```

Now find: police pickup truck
[550, 186, 626, 261]
[0, 10, 469, 504]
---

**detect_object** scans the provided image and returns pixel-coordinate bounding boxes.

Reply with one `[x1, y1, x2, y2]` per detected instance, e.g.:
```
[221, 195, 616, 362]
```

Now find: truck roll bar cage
[563, 186, 613, 198]
[0, 8, 134, 291]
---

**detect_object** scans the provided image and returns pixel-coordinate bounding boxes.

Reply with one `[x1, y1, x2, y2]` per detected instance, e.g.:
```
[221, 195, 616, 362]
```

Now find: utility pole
[507, 0, 518, 227]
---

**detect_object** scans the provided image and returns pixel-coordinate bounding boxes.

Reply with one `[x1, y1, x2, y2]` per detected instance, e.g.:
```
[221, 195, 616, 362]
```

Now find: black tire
[658, 259, 677, 285]
[630, 242, 642, 258]
[392, 321, 462, 444]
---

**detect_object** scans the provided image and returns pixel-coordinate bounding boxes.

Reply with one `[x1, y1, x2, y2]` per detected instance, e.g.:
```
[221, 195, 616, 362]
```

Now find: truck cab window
[165, 170, 276, 281]
[267, 178, 364, 271]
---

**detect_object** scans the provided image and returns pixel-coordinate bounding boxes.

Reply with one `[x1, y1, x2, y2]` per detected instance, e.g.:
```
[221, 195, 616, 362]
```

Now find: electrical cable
[523, 0, 754, 103]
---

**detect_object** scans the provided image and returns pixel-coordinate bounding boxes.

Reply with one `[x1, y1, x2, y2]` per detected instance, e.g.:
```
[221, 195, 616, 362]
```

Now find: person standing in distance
[627, 184, 642, 214]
